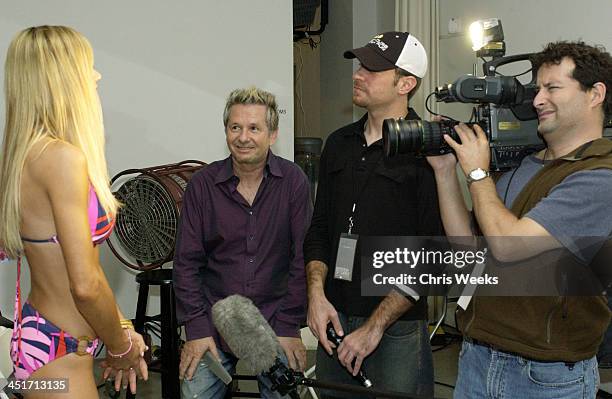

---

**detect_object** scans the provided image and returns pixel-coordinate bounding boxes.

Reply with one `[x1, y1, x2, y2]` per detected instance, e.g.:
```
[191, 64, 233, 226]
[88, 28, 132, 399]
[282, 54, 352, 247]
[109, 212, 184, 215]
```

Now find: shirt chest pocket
[373, 159, 420, 190]
[328, 159, 413, 180]
[370, 163, 420, 212]
[328, 158, 348, 174]
[327, 158, 351, 189]
[326, 158, 358, 205]
[374, 164, 407, 184]
[326, 158, 418, 203]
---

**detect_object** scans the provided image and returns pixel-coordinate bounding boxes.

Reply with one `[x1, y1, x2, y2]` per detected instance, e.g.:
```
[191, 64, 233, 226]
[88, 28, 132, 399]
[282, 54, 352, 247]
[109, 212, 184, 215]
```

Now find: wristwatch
[466, 168, 490, 186]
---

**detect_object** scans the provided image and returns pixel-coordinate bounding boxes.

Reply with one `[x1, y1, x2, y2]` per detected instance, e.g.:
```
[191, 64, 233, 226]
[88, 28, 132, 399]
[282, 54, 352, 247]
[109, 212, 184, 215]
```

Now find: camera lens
[383, 119, 458, 157]
[383, 119, 423, 156]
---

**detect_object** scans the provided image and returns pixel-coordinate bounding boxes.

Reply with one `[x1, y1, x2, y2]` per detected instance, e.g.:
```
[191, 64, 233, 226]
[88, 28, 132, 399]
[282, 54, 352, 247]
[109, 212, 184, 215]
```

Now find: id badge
[457, 259, 486, 310]
[334, 233, 358, 281]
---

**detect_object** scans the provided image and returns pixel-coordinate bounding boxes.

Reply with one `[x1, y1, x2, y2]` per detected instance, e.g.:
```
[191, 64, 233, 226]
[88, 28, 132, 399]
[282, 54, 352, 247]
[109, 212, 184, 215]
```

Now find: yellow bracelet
[120, 319, 134, 329]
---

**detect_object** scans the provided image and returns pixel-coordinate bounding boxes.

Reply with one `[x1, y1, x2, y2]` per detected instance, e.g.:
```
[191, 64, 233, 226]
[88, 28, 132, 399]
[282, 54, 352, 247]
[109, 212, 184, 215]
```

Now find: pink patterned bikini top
[21, 184, 114, 245]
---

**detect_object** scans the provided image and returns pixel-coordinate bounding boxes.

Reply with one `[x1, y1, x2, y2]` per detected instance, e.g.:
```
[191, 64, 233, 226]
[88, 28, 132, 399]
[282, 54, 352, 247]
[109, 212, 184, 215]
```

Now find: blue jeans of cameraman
[597, 292, 612, 368]
[454, 339, 599, 399]
[315, 312, 433, 399]
[181, 349, 290, 399]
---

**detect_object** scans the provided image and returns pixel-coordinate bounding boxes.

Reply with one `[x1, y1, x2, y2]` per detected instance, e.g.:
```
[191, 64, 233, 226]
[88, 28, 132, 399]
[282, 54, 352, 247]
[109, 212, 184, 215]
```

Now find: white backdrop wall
[0, 1, 294, 319]
[319, 0, 396, 139]
[352, 0, 396, 121]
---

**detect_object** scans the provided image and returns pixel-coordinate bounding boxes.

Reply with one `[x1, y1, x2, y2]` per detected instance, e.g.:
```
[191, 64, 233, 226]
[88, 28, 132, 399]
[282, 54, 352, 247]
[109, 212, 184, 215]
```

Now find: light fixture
[469, 18, 505, 58]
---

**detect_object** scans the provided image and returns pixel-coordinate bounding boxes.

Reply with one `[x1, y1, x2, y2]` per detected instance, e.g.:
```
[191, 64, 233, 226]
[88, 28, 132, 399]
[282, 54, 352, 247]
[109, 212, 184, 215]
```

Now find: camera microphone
[211, 296, 429, 399]
[212, 295, 303, 398]
[326, 325, 373, 388]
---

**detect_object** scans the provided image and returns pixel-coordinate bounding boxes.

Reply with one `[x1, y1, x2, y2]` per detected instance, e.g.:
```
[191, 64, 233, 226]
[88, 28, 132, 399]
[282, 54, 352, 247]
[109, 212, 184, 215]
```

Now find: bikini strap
[17, 257, 21, 319]
[21, 235, 59, 244]
[15, 256, 23, 353]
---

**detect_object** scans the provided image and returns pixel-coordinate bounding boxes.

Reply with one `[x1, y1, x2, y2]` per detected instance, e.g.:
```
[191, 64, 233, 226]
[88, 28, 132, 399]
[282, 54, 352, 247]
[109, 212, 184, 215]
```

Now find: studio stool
[126, 269, 180, 399]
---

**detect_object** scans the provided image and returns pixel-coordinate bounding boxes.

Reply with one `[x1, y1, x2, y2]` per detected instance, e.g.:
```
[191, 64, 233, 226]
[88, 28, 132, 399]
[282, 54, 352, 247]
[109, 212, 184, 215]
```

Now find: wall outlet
[448, 17, 462, 34]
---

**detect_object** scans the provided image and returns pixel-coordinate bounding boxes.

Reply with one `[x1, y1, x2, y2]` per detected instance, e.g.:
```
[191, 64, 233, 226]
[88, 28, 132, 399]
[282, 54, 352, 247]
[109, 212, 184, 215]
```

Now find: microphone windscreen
[212, 294, 281, 374]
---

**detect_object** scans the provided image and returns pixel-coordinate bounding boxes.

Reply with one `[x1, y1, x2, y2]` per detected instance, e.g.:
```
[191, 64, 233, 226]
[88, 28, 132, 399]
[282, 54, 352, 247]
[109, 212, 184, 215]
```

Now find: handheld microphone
[211, 294, 282, 374]
[326, 325, 373, 388]
[202, 351, 233, 385]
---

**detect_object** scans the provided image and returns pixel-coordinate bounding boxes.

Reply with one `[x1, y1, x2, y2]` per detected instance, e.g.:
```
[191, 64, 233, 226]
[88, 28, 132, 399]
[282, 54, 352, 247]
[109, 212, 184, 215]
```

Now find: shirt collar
[341, 107, 421, 138]
[214, 150, 282, 184]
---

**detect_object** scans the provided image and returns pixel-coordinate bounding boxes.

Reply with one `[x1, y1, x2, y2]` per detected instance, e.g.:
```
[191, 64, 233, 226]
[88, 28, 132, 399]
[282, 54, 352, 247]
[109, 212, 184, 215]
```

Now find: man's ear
[590, 82, 607, 109]
[269, 129, 279, 146]
[397, 75, 417, 96]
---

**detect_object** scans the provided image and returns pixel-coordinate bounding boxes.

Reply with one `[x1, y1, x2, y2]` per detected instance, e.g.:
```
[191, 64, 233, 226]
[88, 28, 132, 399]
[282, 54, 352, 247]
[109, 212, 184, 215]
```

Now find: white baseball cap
[344, 31, 428, 78]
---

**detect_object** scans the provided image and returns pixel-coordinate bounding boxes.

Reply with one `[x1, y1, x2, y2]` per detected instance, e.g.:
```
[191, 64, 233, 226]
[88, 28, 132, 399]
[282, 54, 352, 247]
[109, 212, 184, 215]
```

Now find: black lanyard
[346, 109, 419, 233]
[347, 136, 384, 234]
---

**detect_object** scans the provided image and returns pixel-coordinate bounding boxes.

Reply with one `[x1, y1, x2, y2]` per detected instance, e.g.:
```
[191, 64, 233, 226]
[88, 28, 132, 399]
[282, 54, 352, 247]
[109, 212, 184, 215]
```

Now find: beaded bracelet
[108, 329, 133, 358]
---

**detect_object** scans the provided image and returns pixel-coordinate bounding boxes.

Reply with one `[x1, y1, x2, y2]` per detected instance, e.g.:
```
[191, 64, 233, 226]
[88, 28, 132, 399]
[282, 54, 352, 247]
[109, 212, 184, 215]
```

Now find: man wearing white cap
[304, 32, 442, 397]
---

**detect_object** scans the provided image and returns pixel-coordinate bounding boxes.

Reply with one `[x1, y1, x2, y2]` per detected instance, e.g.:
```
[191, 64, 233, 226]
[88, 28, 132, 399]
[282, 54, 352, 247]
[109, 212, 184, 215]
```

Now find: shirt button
[362, 144, 366, 147]
[361, 157, 366, 161]
[249, 235, 254, 240]
[249, 211, 253, 215]
[249, 258, 254, 263]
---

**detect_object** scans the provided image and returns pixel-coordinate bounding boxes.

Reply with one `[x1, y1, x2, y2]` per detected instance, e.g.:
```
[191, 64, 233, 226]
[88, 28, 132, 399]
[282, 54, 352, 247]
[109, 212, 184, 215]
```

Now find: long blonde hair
[0, 26, 119, 258]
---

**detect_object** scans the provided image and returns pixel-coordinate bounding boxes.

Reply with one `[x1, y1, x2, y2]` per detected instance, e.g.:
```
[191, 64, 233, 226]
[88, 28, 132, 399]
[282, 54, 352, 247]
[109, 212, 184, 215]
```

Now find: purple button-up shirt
[173, 152, 312, 348]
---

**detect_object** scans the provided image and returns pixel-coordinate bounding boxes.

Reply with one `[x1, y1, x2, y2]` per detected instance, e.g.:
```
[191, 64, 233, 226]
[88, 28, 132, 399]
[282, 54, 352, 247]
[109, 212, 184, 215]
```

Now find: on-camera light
[469, 18, 505, 57]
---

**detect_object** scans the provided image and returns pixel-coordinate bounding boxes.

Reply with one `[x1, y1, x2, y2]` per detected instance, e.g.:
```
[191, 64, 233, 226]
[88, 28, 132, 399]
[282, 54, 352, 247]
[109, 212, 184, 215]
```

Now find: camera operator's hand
[426, 153, 457, 174]
[426, 116, 459, 174]
[444, 123, 491, 176]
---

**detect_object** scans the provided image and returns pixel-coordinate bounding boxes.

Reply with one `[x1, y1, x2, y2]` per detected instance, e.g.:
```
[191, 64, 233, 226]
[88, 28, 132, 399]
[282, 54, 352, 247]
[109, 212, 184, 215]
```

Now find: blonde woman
[0, 26, 147, 397]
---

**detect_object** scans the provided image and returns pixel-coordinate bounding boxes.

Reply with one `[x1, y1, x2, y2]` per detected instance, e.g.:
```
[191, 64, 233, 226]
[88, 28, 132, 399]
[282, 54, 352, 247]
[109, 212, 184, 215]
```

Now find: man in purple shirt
[173, 87, 312, 399]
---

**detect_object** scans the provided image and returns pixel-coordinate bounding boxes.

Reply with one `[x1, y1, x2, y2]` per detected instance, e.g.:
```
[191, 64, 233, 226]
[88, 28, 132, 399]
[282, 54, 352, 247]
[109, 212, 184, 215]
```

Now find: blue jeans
[181, 349, 290, 399]
[597, 292, 612, 367]
[315, 313, 433, 399]
[454, 339, 599, 399]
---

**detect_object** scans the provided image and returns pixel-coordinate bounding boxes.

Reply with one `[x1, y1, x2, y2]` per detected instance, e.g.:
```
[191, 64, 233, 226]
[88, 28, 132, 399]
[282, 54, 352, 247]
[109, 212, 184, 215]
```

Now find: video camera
[383, 19, 545, 171]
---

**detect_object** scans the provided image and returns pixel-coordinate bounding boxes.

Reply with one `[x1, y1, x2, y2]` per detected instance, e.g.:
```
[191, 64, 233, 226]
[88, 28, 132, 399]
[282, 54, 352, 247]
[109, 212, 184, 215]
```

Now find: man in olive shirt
[428, 41, 612, 398]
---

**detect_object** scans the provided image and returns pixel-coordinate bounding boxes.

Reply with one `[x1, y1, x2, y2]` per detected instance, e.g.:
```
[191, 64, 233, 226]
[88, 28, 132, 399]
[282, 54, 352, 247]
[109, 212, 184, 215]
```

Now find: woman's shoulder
[36, 139, 85, 163]
[27, 140, 87, 184]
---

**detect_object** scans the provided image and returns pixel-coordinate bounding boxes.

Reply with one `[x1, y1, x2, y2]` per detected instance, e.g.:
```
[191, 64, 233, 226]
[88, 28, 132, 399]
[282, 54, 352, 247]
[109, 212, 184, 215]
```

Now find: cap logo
[369, 38, 388, 51]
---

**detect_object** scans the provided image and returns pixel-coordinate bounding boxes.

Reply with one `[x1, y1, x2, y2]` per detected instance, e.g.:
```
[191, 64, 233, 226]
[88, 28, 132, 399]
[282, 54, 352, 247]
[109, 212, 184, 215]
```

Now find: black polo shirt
[304, 110, 443, 320]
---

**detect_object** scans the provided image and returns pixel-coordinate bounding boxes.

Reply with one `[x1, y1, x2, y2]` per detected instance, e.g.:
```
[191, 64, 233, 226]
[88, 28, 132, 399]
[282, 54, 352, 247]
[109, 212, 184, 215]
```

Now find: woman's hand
[100, 329, 149, 394]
